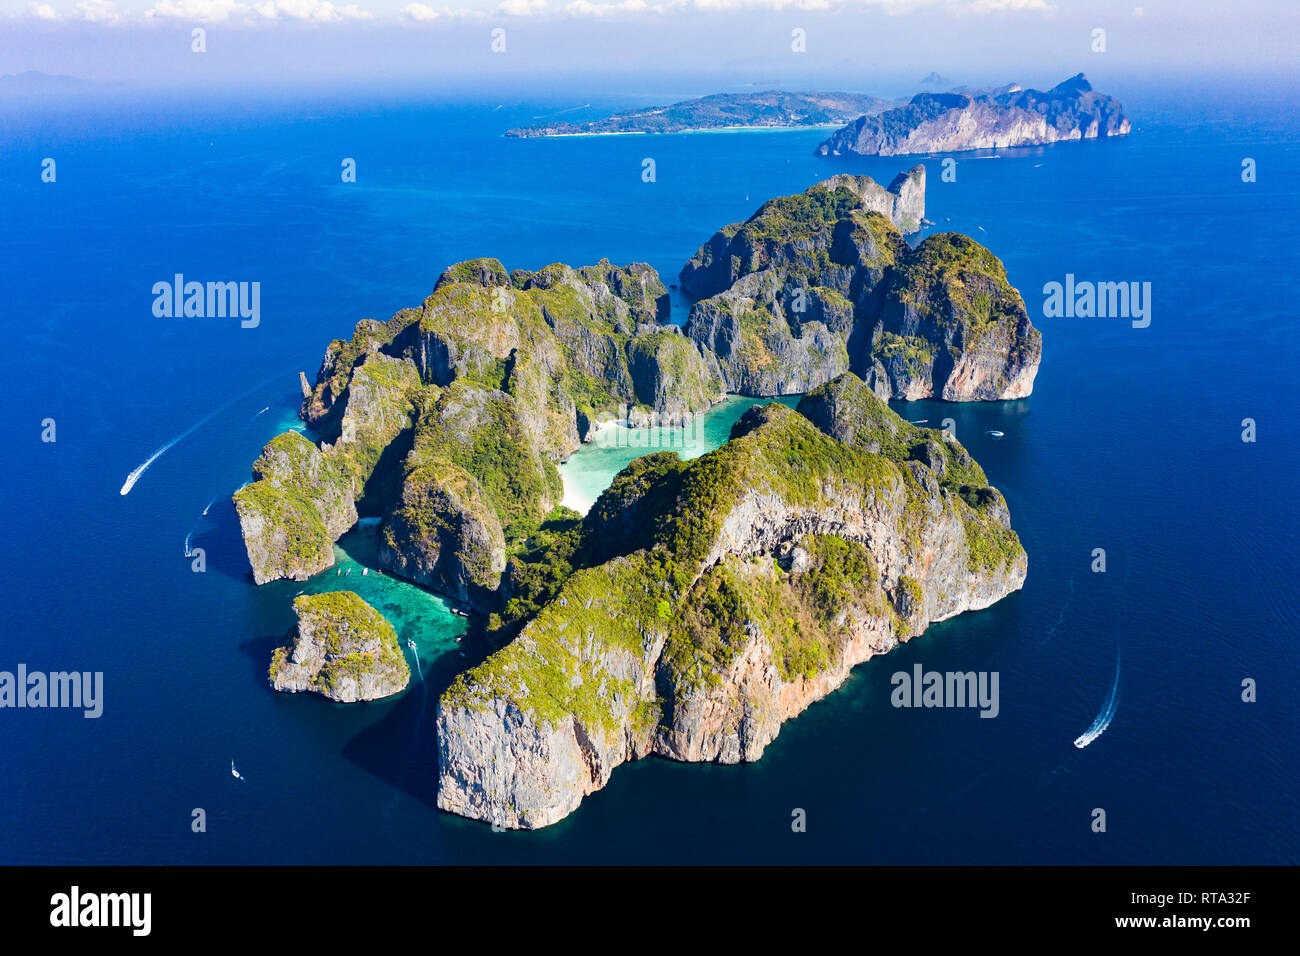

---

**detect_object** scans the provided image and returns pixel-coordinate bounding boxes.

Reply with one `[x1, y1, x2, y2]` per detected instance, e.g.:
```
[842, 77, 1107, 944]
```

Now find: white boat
[231, 761, 243, 780]
[406, 639, 416, 652]
[986, 430, 1005, 438]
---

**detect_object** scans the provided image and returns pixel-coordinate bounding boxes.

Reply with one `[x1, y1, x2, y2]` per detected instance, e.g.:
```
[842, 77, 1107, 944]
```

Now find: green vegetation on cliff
[270, 590, 409, 701]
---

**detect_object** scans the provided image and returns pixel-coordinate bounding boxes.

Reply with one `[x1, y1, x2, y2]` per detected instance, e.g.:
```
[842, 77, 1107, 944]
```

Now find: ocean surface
[1, 77, 1297, 864]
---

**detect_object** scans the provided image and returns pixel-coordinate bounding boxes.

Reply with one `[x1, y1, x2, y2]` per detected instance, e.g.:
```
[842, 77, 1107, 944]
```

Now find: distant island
[816, 73, 1130, 157]
[505, 91, 898, 138]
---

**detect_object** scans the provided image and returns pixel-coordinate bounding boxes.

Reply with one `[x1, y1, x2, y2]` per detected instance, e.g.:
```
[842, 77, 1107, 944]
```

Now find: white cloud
[496, 0, 548, 15]
[564, 0, 649, 16]
[963, 0, 1055, 13]
[146, 0, 245, 20]
[74, 0, 120, 20]
[401, 2, 447, 20]
[254, 0, 373, 20]
[23, 0, 1058, 26]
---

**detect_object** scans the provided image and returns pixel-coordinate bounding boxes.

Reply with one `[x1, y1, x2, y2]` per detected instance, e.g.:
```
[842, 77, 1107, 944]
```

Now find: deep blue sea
[1, 77, 1296, 864]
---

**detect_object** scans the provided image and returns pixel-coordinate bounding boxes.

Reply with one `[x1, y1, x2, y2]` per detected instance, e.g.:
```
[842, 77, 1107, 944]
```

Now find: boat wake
[1073, 642, 1120, 749]
[119, 369, 292, 496]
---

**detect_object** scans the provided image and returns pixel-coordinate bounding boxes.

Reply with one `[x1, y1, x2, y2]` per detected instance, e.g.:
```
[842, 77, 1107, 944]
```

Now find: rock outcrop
[866, 233, 1041, 400]
[235, 353, 423, 583]
[436, 373, 1027, 828]
[238, 256, 724, 589]
[270, 591, 410, 702]
[815, 73, 1130, 157]
[680, 168, 923, 301]
[378, 382, 560, 613]
[681, 172, 1040, 401]
[232, 431, 358, 584]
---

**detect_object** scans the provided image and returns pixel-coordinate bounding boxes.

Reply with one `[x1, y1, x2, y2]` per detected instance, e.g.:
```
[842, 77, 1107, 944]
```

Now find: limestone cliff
[239, 255, 722, 590]
[232, 431, 357, 584]
[681, 173, 1040, 401]
[816, 74, 1130, 158]
[436, 373, 1027, 828]
[865, 233, 1041, 401]
[270, 591, 409, 702]
[378, 382, 561, 613]
[234, 352, 422, 584]
[680, 168, 922, 300]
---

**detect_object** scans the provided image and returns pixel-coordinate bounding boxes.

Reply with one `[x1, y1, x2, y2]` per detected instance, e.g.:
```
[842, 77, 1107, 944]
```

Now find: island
[505, 91, 898, 138]
[815, 73, 1130, 157]
[269, 591, 410, 702]
[233, 169, 1041, 826]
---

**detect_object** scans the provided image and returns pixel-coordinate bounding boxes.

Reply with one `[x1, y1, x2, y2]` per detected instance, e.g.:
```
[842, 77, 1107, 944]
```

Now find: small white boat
[986, 430, 1005, 438]
[362, 567, 369, 576]
[406, 639, 416, 652]
[908, 419, 928, 425]
[231, 761, 244, 781]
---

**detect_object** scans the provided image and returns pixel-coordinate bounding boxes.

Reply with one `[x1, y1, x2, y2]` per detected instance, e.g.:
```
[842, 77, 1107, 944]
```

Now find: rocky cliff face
[270, 591, 410, 702]
[681, 173, 1040, 401]
[680, 168, 922, 301]
[816, 73, 1130, 157]
[232, 431, 358, 584]
[865, 233, 1041, 401]
[234, 352, 422, 584]
[436, 374, 1027, 828]
[239, 255, 723, 591]
[378, 382, 560, 613]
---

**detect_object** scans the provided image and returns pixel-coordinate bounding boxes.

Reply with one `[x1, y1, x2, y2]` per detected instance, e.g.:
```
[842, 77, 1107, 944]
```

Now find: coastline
[506, 122, 845, 139]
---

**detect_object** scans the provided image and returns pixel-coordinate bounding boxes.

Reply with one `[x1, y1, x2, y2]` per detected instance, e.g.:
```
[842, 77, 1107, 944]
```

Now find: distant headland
[504, 90, 899, 138]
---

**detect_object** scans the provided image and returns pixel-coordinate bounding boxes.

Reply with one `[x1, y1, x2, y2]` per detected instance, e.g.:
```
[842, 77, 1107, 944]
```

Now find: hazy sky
[0, 0, 1295, 90]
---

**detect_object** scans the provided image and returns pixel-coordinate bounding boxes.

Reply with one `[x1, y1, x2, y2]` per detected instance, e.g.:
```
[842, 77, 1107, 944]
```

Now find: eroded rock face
[235, 354, 421, 584]
[242, 255, 722, 595]
[816, 74, 1130, 157]
[270, 591, 409, 702]
[867, 233, 1042, 401]
[679, 172, 917, 301]
[436, 376, 1028, 828]
[233, 431, 358, 584]
[685, 270, 852, 395]
[681, 174, 1040, 402]
[378, 383, 556, 613]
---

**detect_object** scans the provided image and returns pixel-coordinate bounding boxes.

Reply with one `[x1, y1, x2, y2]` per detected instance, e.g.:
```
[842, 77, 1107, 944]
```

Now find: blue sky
[0, 0, 1295, 88]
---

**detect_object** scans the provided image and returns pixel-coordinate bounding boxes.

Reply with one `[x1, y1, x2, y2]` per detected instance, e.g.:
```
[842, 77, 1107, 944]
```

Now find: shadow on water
[340, 625, 493, 807]
[191, 496, 258, 585]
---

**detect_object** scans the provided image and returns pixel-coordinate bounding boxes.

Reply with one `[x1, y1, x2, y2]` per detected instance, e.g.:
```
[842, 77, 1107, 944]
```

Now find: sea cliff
[816, 74, 1130, 158]
[436, 373, 1027, 828]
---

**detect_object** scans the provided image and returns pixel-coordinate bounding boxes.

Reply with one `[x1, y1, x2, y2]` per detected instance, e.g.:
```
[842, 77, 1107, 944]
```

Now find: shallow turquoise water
[558, 395, 801, 513]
